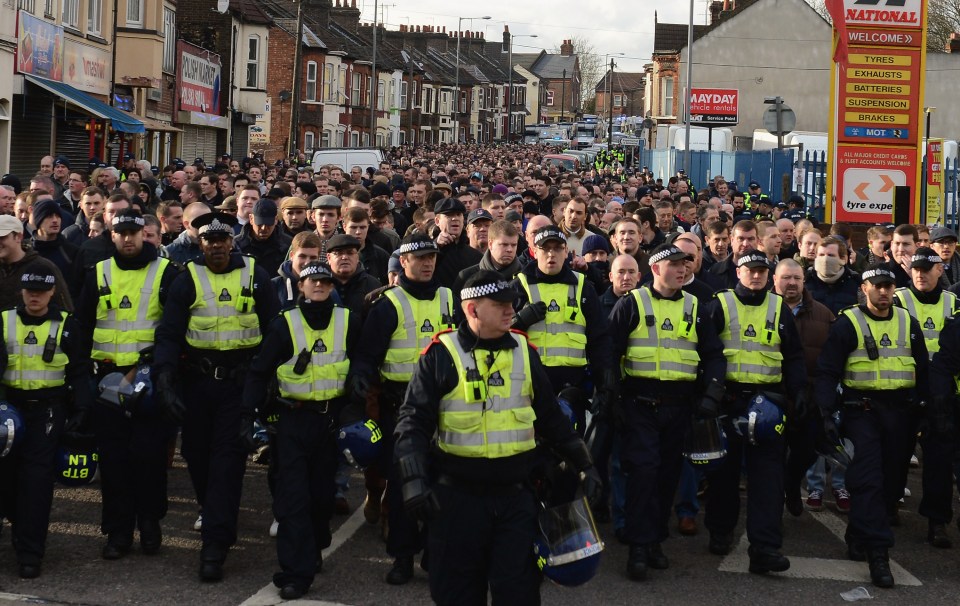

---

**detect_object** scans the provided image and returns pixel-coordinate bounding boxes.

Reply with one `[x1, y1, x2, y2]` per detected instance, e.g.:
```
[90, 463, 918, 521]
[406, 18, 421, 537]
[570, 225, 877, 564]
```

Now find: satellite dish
[217, 0, 229, 14]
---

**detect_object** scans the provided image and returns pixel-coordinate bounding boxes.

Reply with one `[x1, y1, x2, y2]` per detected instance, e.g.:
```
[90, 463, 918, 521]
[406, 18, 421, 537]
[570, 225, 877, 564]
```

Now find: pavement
[2, 454, 960, 605]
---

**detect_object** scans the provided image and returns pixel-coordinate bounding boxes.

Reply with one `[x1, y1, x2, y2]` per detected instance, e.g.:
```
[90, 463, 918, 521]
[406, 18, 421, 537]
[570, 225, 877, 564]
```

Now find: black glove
[579, 465, 604, 507]
[397, 453, 440, 521]
[696, 379, 725, 419]
[929, 396, 957, 438]
[155, 371, 186, 424]
[349, 373, 373, 407]
[792, 391, 811, 421]
[512, 301, 547, 331]
[238, 414, 257, 452]
[63, 408, 89, 437]
[822, 410, 840, 446]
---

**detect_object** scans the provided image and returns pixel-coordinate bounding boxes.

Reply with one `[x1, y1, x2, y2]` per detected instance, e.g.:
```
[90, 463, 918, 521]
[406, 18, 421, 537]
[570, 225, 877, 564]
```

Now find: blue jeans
[675, 460, 701, 519]
[806, 456, 846, 492]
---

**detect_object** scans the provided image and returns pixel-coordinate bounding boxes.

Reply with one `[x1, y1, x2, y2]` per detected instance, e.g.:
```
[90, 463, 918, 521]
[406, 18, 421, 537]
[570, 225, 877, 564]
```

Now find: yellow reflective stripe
[441, 331, 528, 413]
[186, 327, 261, 342]
[544, 323, 586, 335]
[286, 308, 348, 365]
[439, 427, 536, 448]
[387, 288, 418, 349]
[624, 360, 699, 374]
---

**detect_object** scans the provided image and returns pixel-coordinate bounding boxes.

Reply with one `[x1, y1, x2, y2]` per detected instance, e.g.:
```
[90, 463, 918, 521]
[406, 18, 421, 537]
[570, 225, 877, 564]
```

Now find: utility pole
[682, 0, 695, 172]
[290, 0, 304, 158]
[607, 58, 614, 144]
[561, 68, 566, 122]
[369, 0, 378, 147]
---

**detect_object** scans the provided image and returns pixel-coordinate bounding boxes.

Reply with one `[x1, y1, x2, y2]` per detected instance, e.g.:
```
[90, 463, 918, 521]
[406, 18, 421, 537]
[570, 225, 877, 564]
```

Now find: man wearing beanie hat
[29, 198, 79, 278]
[0, 215, 73, 312]
[236, 198, 292, 277]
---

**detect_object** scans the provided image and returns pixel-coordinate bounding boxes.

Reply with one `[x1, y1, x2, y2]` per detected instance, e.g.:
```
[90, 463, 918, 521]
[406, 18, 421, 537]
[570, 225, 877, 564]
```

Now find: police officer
[243, 262, 360, 600]
[0, 266, 92, 578]
[153, 211, 279, 581]
[706, 249, 806, 573]
[394, 269, 602, 605]
[512, 225, 615, 430]
[351, 232, 456, 584]
[814, 265, 928, 588]
[76, 209, 180, 559]
[892, 248, 958, 548]
[607, 244, 726, 581]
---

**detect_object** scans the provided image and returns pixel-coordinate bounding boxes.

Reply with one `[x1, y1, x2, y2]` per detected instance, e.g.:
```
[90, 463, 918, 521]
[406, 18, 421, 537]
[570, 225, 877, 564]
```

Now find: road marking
[239, 507, 367, 606]
[717, 511, 921, 586]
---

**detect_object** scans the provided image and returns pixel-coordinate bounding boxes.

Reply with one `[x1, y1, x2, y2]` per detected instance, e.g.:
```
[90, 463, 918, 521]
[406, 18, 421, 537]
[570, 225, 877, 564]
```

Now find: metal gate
[9, 93, 53, 182]
[180, 126, 219, 164]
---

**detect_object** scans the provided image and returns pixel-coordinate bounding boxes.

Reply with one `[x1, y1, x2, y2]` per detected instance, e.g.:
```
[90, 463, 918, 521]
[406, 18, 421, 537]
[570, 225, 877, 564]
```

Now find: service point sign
[689, 88, 738, 126]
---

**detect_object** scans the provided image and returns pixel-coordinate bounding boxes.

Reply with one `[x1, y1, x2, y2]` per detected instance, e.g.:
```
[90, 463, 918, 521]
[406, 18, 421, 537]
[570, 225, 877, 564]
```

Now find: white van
[311, 148, 385, 173]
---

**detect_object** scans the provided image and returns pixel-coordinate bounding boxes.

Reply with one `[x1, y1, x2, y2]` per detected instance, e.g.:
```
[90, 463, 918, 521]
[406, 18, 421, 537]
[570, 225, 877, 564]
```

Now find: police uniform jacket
[929, 314, 960, 399]
[75, 242, 181, 365]
[153, 252, 280, 373]
[394, 323, 578, 486]
[609, 285, 725, 400]
[242, 296, 359, 416]
[0, 304, 92, 408]
[707, 283, 807, 398]
[511, 261, 612, 378]
[813, 304, 928, 406]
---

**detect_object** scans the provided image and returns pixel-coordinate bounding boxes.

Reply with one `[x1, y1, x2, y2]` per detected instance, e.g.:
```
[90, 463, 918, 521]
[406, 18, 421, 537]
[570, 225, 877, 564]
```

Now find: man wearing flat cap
[608, 244, 726, 581]
[704, 248, 805, 573]
[814, 264, 928, 589]
[153, 211, 279, 582]
[430, 197, 482, 288]
[394, 269, 601, 604]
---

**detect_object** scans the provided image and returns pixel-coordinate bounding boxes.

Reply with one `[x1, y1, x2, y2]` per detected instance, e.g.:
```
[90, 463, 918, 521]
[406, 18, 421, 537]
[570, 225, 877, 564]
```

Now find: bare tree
[551, 35, 602, 109]
[804, 0, 830, 22]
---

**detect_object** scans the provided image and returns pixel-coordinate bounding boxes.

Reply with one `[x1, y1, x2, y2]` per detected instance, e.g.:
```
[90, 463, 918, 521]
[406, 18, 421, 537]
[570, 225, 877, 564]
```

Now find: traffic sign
[620, 137, 641, 146]
[689, 88, 739, 126]
[762, 104, 796, 136]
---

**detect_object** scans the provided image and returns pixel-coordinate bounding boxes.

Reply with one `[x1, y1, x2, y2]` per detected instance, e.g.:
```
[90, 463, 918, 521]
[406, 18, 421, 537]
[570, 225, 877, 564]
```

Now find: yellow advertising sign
[926, 139, 944, 225]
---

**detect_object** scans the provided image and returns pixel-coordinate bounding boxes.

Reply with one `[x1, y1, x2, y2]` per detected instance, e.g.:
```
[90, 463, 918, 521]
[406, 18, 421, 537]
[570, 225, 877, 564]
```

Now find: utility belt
[626, 394, 688, 408]
[5, 387, 65, 408]
[183, 356, 248, 382]
[842, 397, 915, 411]
[437, 473, 526, 497]
[277, 396, 334, 414]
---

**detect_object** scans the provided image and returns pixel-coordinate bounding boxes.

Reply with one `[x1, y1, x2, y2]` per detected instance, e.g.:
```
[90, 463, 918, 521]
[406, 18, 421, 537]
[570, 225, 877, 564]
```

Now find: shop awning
[25, 75, 145, 134]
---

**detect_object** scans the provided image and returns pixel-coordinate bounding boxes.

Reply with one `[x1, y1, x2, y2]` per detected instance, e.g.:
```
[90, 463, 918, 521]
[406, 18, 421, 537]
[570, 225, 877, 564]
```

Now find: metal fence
[638, 148, 797, 198]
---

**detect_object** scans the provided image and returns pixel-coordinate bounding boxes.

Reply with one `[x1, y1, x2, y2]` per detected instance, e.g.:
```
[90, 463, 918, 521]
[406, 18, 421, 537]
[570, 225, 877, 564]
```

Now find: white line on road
[239, 507, 367, 606]
[717, 511, 922, 586]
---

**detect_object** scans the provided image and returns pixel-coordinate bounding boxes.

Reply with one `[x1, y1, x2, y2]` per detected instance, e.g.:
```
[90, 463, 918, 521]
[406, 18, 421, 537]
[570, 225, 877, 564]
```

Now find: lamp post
[506, 32, 537, 142]
[602, 52, 624, 143]
[455, 15, 491, 142]
[369, 0, 378, 147]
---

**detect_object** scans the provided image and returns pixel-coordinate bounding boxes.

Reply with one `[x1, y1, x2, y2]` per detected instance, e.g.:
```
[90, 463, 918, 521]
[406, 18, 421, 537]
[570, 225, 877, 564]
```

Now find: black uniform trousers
[705, 401, 786, 550]
[918, 415, 959, 525]
[428, 482, 540, 606]
[92, 399, 172, 544]
[377, 404, 423, 558]
[784, 416, 819, 498]
[271, 405, 337, 592]
[180, 370, 247, 550]
[0, 397, 65, 566]
[843, 402, 918, 549]
[620, 397, 690, 546]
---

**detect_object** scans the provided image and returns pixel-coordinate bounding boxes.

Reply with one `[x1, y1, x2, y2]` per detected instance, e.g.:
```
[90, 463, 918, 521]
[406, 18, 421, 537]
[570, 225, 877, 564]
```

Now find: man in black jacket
[430, 198, 481, 289]
[236, 199, 292, 278]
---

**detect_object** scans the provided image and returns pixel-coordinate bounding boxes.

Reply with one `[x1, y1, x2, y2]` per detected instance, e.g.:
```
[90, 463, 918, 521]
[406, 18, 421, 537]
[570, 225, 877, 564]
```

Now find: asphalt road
[3, 455, 960, 606]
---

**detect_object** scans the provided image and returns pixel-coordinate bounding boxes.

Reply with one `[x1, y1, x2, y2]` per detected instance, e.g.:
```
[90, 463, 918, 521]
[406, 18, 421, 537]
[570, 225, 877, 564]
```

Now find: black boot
[708, 532, 733, 556]
[748, 545, 790, 574]
[928, 522, 952, 549]
[385, 556, 414, 585]
[626, 544, 648, 581]
[199, 543, 226, 582]
[867, 549, 894, 588]
[647, 543, 669, 569]
[784, 482, 804, 517]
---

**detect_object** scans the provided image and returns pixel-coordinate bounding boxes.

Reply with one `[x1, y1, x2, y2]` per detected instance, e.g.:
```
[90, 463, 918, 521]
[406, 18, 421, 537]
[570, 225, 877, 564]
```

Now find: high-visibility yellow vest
[894, 287, 957, 360]
[2, 309, 68, 390]
[276, 306, 350, 401]
[717, 290, 783, 384]
[841, 306, 916, 390]
[186, 256, 261, 350]
[380, 286, 454, 382]
[436, 330, 536, 458]
[623, 286, 699, 381]
[517, 272, 588, 368]
[92, 257, 168, 366]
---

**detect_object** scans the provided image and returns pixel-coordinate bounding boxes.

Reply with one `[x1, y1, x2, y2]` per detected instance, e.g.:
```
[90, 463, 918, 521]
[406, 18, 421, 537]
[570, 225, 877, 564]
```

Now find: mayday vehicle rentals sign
[688, 88, 739, 126]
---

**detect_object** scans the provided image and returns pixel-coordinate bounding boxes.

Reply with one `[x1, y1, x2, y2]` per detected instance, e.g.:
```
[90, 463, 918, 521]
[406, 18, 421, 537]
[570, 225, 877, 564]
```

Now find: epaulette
[422, 327, 456, 354]
[363, 284, 396, 310]
[510, 328, 538, 351]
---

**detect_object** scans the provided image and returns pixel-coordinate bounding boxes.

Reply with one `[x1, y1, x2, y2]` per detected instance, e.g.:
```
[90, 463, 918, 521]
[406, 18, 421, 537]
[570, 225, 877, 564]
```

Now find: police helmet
[337, 419, 383, 469]
[743, 393, 786, 446]
[533, 497, 604, 587]
[55, 445, 99, 486]
[557, 387, 584, 432]
[0, 401, 25, 458]
[97, 366, 156, 417]
[683, 417, 728, 472]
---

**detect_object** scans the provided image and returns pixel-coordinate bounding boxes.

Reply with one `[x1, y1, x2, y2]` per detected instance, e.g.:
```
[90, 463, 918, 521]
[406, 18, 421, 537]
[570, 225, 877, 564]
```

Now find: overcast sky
[358, 0, 711, 76]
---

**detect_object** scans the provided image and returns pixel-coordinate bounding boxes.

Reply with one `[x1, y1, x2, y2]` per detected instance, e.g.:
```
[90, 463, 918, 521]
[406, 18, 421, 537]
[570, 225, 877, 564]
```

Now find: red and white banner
[176, 41, 221, 115]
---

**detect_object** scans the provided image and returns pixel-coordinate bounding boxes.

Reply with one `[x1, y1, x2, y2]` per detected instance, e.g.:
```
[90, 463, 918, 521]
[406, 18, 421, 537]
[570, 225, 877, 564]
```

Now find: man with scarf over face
[805, 236, 860, 315]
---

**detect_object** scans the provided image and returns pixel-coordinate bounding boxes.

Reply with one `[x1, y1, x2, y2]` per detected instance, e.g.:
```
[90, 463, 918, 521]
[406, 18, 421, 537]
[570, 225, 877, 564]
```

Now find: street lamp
[506, 32, 537, 142]
[455, 15, 491, 142]
[603, 52, 624, 144]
